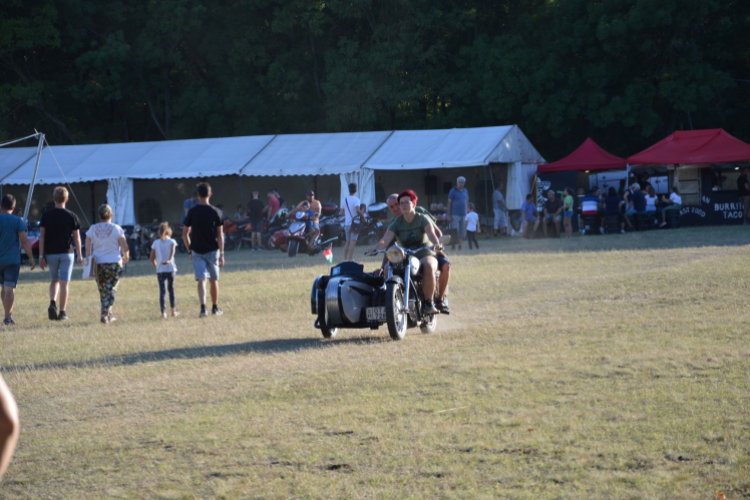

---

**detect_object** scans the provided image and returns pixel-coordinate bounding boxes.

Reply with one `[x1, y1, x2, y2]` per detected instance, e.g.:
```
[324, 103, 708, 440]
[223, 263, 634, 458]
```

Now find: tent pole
[240, 176, 244, 209]
[484, 165, 490, 238]
[23, 133, 45, 223]
[626, 163, 630, 189]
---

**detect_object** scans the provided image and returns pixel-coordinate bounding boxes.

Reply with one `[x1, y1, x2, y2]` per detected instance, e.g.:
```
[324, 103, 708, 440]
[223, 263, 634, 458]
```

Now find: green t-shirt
[387, 213, 435, 259]
[563, 195, 574, 212]
[415, 205, 437, 225]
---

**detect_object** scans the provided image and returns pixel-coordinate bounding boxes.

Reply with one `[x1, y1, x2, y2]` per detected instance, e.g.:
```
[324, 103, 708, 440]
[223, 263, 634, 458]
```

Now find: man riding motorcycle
[369, 190, 442, 315]
[386, 193, 451, 314]
[294, 190, 321, 249]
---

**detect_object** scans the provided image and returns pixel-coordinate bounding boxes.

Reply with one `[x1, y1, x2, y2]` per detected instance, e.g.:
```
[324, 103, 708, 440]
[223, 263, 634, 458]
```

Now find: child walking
[465, 203, 480, 250]
[150, 222, 179, 319]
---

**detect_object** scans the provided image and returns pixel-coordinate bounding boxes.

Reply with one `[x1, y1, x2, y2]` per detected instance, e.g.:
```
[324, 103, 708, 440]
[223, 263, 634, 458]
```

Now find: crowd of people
[519, 180, 684, 238]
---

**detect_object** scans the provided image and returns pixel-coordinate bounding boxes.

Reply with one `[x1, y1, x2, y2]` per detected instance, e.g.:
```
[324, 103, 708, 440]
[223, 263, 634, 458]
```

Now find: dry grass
[1, 227, 749, 499]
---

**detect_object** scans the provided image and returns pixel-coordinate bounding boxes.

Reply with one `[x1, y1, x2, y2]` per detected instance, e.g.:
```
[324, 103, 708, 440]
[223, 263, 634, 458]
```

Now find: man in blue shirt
[0, 195, 36, 325]
[447, 176, 470, 250]
[521, 194, 539, 238]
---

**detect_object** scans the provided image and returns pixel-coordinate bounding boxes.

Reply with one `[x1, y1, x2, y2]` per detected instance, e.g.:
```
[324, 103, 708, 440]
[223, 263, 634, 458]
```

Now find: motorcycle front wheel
[385, 282, 407, 341]
[287, 240, 299, 258]
[419, 313, 437, 334]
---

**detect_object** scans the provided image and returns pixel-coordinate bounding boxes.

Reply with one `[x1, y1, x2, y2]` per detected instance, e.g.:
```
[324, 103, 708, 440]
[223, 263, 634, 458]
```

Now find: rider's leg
[437, 262, 450, 301]
[420, 256, 438, 300]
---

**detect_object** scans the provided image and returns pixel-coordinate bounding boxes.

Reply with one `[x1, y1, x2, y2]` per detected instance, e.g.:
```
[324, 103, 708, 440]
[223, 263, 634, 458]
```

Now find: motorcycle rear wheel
[287, 240, 299, 258]
[385, 282, 407, 341]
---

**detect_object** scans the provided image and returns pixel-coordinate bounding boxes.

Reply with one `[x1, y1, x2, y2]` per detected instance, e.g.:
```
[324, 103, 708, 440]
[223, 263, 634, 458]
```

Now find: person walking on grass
[0, 374, 19, 481]
[150, 222, 179, 319]
[246, 190, 264, 250]
[465, 203, 480, 250]
[0, 195, 36, 325]
[182, 182, 224, 318]
[341, 182, 363, 262]
[39, 186, 84, 321]
[447, 176, 470, 249]
[86, 204, 130, 324]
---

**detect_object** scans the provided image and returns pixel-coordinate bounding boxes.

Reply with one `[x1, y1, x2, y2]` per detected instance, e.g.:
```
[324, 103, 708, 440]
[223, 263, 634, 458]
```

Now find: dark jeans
[467, 230, 479, 249]
[157, 272, 176, 313]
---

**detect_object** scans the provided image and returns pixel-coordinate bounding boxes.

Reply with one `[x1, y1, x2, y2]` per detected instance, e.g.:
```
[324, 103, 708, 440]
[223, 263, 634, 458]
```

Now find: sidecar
[311, 261, 387, 339]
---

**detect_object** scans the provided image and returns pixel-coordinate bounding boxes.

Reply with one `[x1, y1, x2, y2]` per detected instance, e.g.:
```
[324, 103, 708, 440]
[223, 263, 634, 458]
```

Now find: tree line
[1, 0, 748, 160]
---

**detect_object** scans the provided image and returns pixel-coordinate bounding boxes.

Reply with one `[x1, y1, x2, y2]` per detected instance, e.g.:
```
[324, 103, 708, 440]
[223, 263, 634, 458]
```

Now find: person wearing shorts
[246, 190, 264, 250]
[0, 195, 36, 325]
[447, 176, 470, 249]
[341, 182, 363, 262]
[183, 182, 224, 318]
[39, 186, 83, 321]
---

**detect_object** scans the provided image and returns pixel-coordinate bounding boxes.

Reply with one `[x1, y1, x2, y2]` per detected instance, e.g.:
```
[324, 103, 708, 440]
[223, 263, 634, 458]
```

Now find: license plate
[366, 306, 387, 322]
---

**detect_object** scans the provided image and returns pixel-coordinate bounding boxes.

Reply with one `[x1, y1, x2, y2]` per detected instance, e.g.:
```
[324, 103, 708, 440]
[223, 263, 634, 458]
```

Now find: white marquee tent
[0, 125, 544, 225]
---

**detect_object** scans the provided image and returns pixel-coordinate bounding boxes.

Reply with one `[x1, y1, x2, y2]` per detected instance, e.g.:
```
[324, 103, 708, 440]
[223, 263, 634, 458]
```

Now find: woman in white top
[85, 204, 129, 324]
[659, 186, 683, 227]
[644, 186, 658, 212]
[149, 222, 179, 319]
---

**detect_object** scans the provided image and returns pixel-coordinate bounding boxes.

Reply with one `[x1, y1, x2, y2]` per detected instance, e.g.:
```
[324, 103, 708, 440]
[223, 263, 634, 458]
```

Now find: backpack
[345, 198, 361, 234]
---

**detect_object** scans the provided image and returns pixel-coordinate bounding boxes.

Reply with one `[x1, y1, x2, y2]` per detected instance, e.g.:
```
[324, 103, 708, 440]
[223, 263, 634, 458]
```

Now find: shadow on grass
[1, 334, 392, 373]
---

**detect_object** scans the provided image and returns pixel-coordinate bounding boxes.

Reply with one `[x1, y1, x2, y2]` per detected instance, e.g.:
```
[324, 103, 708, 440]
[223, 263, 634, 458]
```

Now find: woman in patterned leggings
[85, 205, 130, 324]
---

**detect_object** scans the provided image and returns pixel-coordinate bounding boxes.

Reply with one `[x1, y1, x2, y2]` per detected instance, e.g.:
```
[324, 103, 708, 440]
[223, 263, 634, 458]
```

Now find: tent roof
[364, 125, 544, 170]
[0, 125, 545, 184]
[0, 136, 276, 185]
[628, 129, 750, 165]
[537, 138, 626, 173]
[240, 131, 394, 177]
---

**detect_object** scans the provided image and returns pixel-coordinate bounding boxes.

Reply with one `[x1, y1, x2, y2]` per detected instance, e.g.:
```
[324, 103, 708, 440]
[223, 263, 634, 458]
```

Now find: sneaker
[581, 230, 586, 236]
[100, 314, 109, 324]
[620, 229, 625, 234]
[599, 227, 605, 235]
[57, 311, 69, 321]
[48, 304, 58, 320]
[423, 301, 438, 315]
[171, 310, 180, 317]
[659, 221, 667, 228]
[3, 316, 15, 326]
[212, 306, 223, 316]
[435, 300, 450, 315]
[161, 312, 168, 319]
[199, 309, 208, 318]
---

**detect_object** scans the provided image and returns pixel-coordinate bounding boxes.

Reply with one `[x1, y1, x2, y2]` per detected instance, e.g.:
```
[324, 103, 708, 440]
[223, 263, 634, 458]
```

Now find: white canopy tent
[0, 125, 544, 224]
[239, 131, 394, 206]
[362, 125, 544, 209]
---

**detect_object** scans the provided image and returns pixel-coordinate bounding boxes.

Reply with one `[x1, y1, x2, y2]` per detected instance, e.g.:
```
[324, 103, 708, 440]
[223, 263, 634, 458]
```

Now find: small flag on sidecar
[323, 245, 333, 264]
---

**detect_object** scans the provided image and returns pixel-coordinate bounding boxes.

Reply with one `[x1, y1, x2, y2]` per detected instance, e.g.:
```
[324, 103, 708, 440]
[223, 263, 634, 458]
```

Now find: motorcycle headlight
[386, 245, 405, 264]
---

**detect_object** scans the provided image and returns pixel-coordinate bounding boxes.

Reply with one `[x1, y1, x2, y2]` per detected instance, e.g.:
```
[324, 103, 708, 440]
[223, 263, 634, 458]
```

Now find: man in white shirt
[340, 182, 363, 262]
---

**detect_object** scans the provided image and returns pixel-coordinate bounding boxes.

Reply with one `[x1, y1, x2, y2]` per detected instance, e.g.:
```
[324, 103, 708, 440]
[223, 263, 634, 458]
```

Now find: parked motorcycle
[357, 202, 388, 246]
[262, 209, 290, 250]
[223, 217, 254, 251]
[286, 210, 338, 258]
[310, 240, 447, 341]
[129, 221, 158, 260]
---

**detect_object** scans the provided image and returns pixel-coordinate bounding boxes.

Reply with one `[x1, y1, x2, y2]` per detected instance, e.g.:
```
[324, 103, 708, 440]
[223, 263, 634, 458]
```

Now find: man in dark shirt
[542, 190, 562, 237]
[246, 190, 265, 250]
[737, 168, 750, 225]
[39, 186, 84, 321]
[183, 182, 224, 317]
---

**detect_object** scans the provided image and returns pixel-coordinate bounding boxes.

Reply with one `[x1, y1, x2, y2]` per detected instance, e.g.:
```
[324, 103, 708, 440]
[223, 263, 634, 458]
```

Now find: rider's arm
[372, 230, 396, 252]
[149, 248, 157, 267]
[72, 230, 83, 264]
[424, 223, 441, 248]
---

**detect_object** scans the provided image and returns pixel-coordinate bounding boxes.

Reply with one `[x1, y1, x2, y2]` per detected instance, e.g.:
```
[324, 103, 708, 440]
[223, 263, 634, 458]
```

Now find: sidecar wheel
[385, 282, 407, 341]
[318, 295, 338, 339]
[419, 313, 437, 334]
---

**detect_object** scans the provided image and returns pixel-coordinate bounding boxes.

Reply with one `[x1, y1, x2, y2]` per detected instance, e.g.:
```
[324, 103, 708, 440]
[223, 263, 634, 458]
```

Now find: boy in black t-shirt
[39, 186, 84, 321]
[183, 182, 225, 317]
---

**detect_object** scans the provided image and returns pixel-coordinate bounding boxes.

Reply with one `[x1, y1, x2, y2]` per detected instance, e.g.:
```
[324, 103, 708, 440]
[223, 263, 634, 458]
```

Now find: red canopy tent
[537, 138, 626, 173]
[628, 129, 750, 165]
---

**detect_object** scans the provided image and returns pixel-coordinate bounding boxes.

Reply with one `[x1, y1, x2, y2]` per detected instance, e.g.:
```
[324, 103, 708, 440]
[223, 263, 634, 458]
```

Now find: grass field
[1, 227, 749, 499]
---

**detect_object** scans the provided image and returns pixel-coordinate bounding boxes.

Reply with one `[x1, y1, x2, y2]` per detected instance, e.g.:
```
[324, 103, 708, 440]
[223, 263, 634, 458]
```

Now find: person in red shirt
[265, 189, 280, 221]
